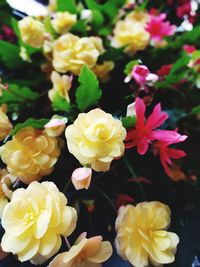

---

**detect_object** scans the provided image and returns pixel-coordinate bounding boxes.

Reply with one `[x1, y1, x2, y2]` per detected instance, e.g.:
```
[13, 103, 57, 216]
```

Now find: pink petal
[146, 103, 168, 129]
[135, 97, 146, 126]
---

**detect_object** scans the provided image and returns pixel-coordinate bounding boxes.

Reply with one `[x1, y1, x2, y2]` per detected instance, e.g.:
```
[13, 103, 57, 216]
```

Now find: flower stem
[123, 156, 146, 201]
[97, 188, 117, 214]
[63, 179, 71, 194]
[64, 237, 71, 250]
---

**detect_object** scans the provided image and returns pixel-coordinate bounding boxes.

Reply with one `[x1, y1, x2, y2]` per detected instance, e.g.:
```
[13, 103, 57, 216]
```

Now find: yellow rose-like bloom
[65, 108, 126, 172]
[48, 71, 72, 102]
[92, 61, 114, 83]
[0, 111, 12, 141]
[0, 127, 61, 184]
[52, 33, 104, 75]
[1, 181, 77, 264]
[115, 201, 179, 267]
[48, 233, 112, 267]
[18, 17, 45, 48]
[111, 11, 150, 56]
[52, 11, 77, 34]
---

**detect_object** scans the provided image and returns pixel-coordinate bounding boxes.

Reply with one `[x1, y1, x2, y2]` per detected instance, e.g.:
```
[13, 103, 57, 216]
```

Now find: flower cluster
[0, 0, 197, 266]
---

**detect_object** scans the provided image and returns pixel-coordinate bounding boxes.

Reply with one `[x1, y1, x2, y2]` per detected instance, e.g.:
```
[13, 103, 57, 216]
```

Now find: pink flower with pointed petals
[146, 13, 176, 42]
[152, 130, 187, 176]
[125, 98, 168, 155]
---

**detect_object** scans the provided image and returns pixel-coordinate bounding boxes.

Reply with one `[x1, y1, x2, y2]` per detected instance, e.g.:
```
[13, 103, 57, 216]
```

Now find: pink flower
[71, 167, 92, 190]
[132, 65, 159, 86]
[183, 44, 196, 54]
[152, 130, 187, 176]
[146, 13, 176, 42]
[125, 98, 168, 154]
[132, 65, 149, 85]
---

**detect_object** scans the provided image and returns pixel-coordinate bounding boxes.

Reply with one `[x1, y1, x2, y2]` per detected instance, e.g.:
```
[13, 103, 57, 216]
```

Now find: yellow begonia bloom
[48, 71, 72, 102]
[52, 33, 104, 75]
[48, 233, 112, 267]
[115, 201, 179, 267]
[65, 108, 126, 172]
[111, 11, 150, 56]
[0, 169, 16, 218]
[1, 181, 77, 264]
[92, 61, 114, 83]
[0, 110, 12, 141]
[52, 12, 77, 34]
[18, 17, 45, 48]
[0, 127, 61, 184]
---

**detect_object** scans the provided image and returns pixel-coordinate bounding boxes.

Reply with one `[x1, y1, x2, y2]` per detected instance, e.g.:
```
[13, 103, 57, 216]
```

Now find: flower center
[23, 212, 36, 226]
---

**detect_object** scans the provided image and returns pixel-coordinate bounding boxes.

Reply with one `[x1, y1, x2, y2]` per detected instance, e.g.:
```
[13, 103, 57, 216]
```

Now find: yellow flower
[52, 11, 77, 34]
[65, 108, 126, 172]
[18, 17, 45, 48]
[1, 181, 77, 264]
[126, 10, 149, 25]
[52, 33, 104, 75]
[92, 61, 114, 82]
[48, 233, 112, 267]
[0, 110, 12, 141]
[0, 169, 16, 218]
[0, 127, 61, 184]
[115, 201, 179, 267]
[111, 11, 150, 55]
[48, 71, 72, 102]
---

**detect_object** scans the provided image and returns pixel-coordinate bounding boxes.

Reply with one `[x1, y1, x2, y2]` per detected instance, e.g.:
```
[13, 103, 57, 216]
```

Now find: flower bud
[52, 12, 77, 34]
[44, 116, 67, 137]
[71, 167, 92, 190]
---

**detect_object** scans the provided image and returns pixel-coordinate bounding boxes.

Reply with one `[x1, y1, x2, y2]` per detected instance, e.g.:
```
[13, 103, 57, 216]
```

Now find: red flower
[157, 64, 172, 77]
[152, 130, 187, 176]
[177, 2, 191, 18]
[125, 98, 168, 154]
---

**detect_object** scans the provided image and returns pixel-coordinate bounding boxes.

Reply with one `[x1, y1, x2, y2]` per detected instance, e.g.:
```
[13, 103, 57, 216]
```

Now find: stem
[12, 178, 20, 189]
[63, 179, 71, 194]
[123, 156, 146, 201]
[97, 188, 117, 214]
[64, 237, 71, 250]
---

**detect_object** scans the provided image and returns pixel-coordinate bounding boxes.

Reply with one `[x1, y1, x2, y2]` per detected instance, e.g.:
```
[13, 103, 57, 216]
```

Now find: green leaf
[192, 50, 200, 61]
[192, 105, 200, 115]
[172, 25, 200, 49]
[44, 16, 58, 39]
[11, 118, 49, 136]
[0, 40, 23, 69]
[91, 9, 104, 30]
[71, 20, 87, 35]
[122, 116, 136, 129]
[52, 93, 71, 112]
[165, 56, 190, 84]
[76, 65, 102, 111]
[0, 84, 38, 102]
[57, 0, 77, 14]
[124, 60, 140, 75]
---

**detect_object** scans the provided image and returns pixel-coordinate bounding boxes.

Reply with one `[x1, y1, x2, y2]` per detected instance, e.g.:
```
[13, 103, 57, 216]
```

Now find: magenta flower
[152, 130, 187, 176]
[132, 65, 159, 86]
[132, 65, 150, 85]
[146, 13, 176, 42]
[125, 98, 168, 154]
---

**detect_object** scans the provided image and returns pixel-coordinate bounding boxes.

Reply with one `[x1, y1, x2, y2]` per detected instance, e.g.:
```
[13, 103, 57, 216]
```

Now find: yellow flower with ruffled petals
[52, 11, 77, 34]
[48, 233, 112, 267]
[52, 33, 104, 75]
[0, 127, 61, 184]
[115, 201, 179, 267]
[1, 181, 77, 264]
[65, 108, 126, 172]
[0, 110, 12, 141]
[111, 11, 150, 55]
[19, 17, 45, 48]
